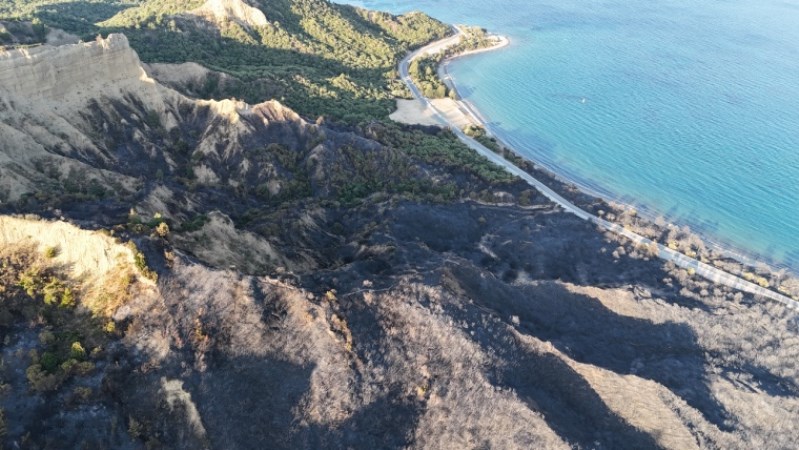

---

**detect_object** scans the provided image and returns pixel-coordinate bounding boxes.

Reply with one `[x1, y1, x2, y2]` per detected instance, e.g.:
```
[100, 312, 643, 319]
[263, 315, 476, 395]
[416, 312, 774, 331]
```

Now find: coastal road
[399, 33, 799, 311]
[398, 28, 465, 127]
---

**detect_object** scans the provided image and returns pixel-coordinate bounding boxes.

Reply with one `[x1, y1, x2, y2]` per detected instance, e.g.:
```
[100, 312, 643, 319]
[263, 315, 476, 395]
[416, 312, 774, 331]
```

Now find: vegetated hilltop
[0, 2, 799, 450]
[0, 0, 451, 123]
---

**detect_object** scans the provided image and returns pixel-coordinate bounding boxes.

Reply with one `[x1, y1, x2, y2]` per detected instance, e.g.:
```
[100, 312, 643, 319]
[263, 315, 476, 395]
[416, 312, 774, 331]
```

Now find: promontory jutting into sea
[341, 0, 799, 271]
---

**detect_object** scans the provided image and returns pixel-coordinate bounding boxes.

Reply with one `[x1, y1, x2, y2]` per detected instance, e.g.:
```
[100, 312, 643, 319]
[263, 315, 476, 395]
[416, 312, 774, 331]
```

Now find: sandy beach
[390, 96, 482, 128]
[391, 28, 508, 130]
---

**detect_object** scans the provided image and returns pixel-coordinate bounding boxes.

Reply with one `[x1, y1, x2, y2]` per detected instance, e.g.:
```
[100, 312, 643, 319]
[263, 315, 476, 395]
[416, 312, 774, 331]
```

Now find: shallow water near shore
[338, 0, 799, 270]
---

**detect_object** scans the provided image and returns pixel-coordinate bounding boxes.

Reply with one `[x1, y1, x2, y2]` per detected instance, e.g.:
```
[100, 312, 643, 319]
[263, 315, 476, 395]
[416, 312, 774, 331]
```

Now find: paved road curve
[399, 31, 799, 311]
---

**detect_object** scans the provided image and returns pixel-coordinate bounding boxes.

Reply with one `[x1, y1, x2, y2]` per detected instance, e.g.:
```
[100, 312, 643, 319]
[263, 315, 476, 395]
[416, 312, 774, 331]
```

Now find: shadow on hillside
[297, 391, 422, 450]
[436, 270, 680, 446]
[478, 203, 717, 311]
[185, 354, 421, 449]
[385, 201, 711, 310]
[442, 263, 799, 435]
[320, 254, 659, 448]
[191, 358, 314, 450]
[34, 1, 133, 37]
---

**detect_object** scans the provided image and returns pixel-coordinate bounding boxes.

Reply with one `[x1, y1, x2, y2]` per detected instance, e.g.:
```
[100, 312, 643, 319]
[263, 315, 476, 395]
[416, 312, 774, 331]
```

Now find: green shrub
[60, 358, 78, 374]
[60, 288, 75, 308]
[74, 361, 95, 376]
[26, 364, 62, 392]
[154, 222, 169, 238]
[38, 330, 55, 346]
[178, 214, 208, 232]
[128, 241, 158, 282]
[42, 278, 63, 306]
[144, 110, 161, 129]
[128, 416, 143, 439]
[72, 386, 93, 403]
[40, 352, 59, 372]
[18, 268, 42, 297]
[463, 124, 486, 138]
[70, 341, 87, 360]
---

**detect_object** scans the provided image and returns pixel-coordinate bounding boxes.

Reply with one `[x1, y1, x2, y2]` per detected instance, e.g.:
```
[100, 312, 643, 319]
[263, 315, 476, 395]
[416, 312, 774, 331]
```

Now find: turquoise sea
[339, 0, 799, 270]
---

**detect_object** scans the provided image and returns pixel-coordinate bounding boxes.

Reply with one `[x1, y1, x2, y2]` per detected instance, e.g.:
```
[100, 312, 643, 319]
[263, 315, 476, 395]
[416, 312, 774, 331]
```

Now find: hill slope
[0, 3, 798, 450]
[0, 0, 450, 122]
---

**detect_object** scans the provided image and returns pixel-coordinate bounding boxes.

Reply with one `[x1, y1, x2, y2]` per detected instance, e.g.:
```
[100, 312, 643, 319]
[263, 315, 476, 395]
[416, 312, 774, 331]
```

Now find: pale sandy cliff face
[0, 216, 152, 315]
[0, 34, 170, 201]
[144, 61, 231, 89]
[191, 0, 269, 28]
[0, 215, 134, 283]
[0, 34, 159, 104]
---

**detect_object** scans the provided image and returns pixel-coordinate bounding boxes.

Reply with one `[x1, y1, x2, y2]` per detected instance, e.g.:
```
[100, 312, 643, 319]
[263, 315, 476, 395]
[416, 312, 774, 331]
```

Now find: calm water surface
[339, 0, 799, 269]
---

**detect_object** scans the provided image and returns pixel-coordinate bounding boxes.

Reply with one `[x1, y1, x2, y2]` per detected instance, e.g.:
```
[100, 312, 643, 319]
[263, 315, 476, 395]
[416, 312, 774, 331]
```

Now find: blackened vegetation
[3, 53, 799, 450]
[8, 186, 799, 448]
[0, 246, 137, 449]
[6, 86, 520, 242]
[2, 2, 799, 448]
[5, 111, 799, 447]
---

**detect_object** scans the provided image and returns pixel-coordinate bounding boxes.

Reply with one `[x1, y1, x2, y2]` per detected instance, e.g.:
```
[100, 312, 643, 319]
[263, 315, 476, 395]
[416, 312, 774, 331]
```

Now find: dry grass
[0, 216, 147, 317]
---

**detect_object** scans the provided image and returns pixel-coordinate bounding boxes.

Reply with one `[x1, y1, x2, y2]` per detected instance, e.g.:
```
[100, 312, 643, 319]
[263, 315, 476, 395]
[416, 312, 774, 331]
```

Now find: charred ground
[1, 2, 799, 449]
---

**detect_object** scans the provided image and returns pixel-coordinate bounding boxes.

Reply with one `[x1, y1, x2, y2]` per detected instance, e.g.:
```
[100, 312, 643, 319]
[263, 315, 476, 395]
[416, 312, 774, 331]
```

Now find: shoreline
[433, 30, 799, 275]
[443, 69, 792, 273]
[397, 29, 799, 307]
[441, 64, 795, 275]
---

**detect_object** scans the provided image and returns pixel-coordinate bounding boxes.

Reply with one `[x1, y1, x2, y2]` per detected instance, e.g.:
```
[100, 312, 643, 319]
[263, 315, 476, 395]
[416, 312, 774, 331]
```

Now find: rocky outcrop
[0, 215, 153, 316]
[191, 0, 269, 28]
[0, 215, 134, 282]
[0, 34, 153, 104]
[0, 34, 170, 203]
[144, 61, 232, 90]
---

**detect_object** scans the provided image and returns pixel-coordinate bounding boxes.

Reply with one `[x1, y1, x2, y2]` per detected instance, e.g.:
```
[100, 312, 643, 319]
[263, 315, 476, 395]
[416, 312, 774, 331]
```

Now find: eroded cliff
[0, 33, 383, 213]
[191, 0, 269, 28]
[0, 34, 151, 103]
